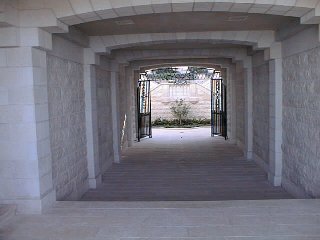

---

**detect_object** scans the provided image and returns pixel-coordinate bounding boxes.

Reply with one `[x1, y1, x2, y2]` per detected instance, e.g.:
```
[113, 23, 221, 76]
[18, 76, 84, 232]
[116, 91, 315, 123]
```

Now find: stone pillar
[0, 46, 55, 213]
[110, 62, 121, 163]
[266, 43, 283, 186]
[0, 27, 57, 213]
[244, 58, 253, 160]
[133, 70, 140, 141]
[84, 48, 101, 188]
[125, 66, 134, 147]
[226, 64, 237, 143]
[118, 64, 128, 149]
[222, 67, 232, 141]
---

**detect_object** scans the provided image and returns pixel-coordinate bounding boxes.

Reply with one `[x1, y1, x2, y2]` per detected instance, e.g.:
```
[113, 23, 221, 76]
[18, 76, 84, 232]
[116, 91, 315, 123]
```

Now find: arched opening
[2, 1, 320, 238]
[80, 61, 291, 201]
[136, 65, 226, 141]
[1, 0, 319, 215]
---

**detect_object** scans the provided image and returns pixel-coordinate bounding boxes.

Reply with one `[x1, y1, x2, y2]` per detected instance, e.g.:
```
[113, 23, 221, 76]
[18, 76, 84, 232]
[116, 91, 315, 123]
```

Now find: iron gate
[137, 79, 152, 141]
[211, 78, 228, 139]
[137, 67, 227, 141]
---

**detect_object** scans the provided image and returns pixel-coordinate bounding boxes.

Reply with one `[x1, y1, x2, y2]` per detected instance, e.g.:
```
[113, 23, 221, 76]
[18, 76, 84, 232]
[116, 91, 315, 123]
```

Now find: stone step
[82, 128, 292, 202]
[55, 199, 320, 212]
[3, 201, 320, 239]
[0, 204, 16, 226]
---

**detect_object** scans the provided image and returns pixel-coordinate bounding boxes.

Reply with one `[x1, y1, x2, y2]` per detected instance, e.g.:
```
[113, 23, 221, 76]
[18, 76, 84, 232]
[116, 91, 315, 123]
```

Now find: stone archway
[12, 1, 320, 32]
[130, 59, 236, 142]
[0, 0, 319, 214]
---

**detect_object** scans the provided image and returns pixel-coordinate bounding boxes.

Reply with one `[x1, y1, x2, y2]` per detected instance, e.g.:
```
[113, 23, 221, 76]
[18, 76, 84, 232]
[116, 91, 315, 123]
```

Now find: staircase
[2, 200, 320, 239]
[0, 204, 16, 226]
[82, 128, 292, 201]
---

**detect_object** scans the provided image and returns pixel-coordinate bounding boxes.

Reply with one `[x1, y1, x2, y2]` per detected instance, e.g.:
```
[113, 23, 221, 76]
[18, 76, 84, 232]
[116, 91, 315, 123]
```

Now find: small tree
[170, 99, 191, 125]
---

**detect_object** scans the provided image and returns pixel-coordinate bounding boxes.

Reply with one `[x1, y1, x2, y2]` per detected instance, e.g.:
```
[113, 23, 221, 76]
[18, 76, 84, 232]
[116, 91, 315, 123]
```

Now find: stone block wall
[47, 36, 88, 200]
[150, 82, 211, 121]
[282, 26, 320, 197]
[252, 51, 270, 168]
[95, 65, 114, 172]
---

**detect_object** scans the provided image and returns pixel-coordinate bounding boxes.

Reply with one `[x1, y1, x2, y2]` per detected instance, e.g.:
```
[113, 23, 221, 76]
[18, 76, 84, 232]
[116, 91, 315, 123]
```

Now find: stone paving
[82, 127, 292, 201]
[1, 128, 319, 239]
[1, 200, 320, 239]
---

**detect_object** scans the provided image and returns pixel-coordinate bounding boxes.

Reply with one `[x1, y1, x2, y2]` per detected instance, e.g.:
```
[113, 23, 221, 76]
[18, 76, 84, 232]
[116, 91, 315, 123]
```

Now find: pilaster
[227, 64, 237, 143]
[0, 30, 55, 213]
[83, 48, 101, 188]
[110, 61, 121, 163]
[243, 57, 253, 160]
[125, 66, 135, 147]
[265, 43, 283, 186]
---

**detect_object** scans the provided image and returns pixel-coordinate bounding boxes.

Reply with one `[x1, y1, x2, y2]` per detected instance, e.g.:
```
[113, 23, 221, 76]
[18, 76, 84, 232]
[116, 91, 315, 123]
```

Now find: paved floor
[2, 128, 319, 240]
[82, 127, 292, 201]
[0, 205, 16, 226]
[2, 200, 320, 240]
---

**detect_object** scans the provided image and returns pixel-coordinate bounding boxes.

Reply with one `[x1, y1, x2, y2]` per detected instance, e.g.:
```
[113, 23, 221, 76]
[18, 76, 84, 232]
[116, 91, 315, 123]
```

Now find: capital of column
[242, 56, 253, 70]
[0, 27, 53, 50]
[110, 60, 120, 73]
[83, 48, 100, 65]
[264, 42, 282, 61]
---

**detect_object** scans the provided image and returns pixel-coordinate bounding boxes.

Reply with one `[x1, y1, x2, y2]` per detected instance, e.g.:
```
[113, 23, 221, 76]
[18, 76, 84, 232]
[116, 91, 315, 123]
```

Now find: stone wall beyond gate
[151, 81, 211, 121]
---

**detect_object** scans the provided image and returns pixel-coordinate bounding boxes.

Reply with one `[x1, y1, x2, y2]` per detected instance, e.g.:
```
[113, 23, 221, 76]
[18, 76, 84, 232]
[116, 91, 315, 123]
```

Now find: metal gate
[211, 77, 228, 139]
[137, 79, 152, 141]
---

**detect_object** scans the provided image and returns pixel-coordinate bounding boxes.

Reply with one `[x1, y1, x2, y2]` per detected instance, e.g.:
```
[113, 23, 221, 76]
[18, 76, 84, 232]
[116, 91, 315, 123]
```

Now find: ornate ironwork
[137, 66, 227, 141]
[137, 80, 152, 141]
[140, 67, 221, 84]
[211, 77, 227, 139]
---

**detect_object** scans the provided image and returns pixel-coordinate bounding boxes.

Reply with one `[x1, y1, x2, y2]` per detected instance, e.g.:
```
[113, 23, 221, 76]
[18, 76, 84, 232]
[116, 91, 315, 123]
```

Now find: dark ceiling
[75, 12, 296, 36]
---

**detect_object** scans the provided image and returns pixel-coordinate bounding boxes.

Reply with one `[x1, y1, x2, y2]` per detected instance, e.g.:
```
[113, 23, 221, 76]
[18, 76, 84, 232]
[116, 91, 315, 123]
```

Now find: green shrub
[170, 99, 191, 125]
[152, 117, 210, 128]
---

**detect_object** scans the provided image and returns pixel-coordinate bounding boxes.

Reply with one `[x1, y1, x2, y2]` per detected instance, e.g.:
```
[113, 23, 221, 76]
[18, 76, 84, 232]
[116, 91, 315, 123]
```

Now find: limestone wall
[252, 51, 270, 168]
[282, 26, 320, 198]
[235, 65, 245, 147]
[94, 64, 114, 172]
[47, 36, 88, 200]
[151, 82, 211, 121]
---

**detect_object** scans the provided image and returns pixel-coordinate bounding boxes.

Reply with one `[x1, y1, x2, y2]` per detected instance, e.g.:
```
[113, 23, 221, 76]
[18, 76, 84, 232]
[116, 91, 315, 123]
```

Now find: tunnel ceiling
[75, 12, 296, 36]
[111, 42, 247, 52]
[120, 42, 245, 50]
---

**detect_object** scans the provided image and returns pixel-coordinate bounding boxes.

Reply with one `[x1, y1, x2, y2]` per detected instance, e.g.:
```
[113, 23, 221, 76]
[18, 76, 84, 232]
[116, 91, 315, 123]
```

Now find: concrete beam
[14, 0, 319, 27]
[89, 31, 275, 53]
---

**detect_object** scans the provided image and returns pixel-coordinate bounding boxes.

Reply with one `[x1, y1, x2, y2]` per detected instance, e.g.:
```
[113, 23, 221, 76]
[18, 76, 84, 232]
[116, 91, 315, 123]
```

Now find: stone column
[266, 43, 283, 186]
[244, 58, 253, 160]
[125, 66, 135, 147]
[110, 62, 121, 163]
[0, 41, 55, 213]
[133, 70, 140, 141]
[118, 64, 129, 149]
[230, 64, 237, 143]
[222, 67, 231, 140]
[225, 64, 237, 143]
[84, 48, 101, 188]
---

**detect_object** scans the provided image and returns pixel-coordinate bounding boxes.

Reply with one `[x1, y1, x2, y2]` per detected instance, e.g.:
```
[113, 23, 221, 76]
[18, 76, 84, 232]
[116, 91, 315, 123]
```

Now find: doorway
[136, 66, 228, 141]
